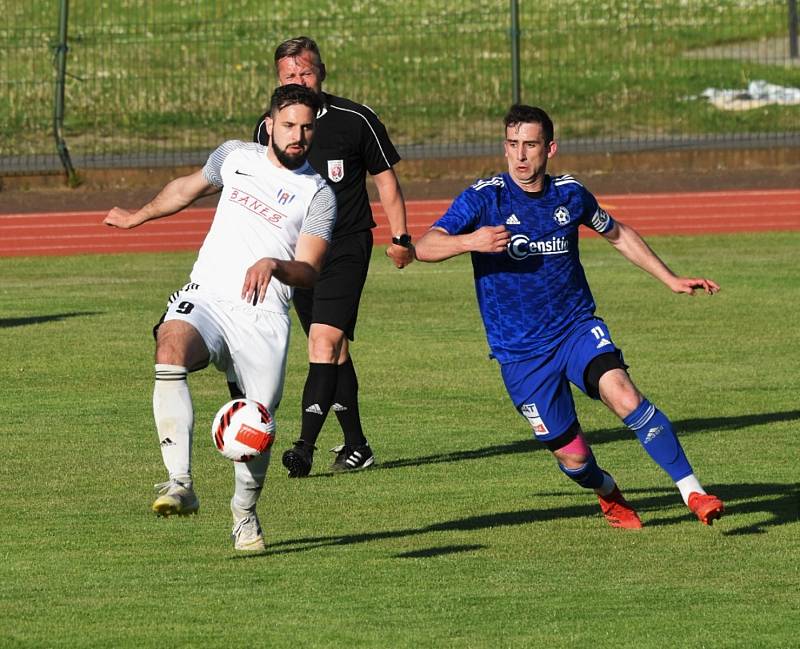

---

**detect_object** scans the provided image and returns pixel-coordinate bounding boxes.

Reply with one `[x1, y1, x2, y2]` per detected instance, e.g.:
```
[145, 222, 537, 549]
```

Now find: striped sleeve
[589, 206, 616, 234]
[579, 185, 616, 234]
[301, 184, 337, 241]
[202, 140, 243, 187]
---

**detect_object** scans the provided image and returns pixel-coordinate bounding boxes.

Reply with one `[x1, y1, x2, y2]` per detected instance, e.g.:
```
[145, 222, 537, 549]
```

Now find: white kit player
[104, 84, 336, 551]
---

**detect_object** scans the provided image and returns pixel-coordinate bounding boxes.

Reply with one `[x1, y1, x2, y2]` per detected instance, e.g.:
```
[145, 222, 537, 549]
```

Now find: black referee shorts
[293, 229, 373, 341]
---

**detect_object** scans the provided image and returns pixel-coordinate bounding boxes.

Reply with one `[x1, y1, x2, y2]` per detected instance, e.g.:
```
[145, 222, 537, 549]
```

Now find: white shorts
[163, 285, 290, 410]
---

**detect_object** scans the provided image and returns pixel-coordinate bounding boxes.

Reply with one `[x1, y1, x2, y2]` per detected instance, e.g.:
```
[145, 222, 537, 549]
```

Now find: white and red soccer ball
[211, 398, 275, 462]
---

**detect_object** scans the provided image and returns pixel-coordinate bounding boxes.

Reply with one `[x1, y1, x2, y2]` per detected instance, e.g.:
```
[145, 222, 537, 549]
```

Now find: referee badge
[327, 159, 344, 183]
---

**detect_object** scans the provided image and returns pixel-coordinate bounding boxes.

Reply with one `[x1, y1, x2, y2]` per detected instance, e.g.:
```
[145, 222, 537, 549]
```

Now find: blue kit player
[415, 104, 724, 528]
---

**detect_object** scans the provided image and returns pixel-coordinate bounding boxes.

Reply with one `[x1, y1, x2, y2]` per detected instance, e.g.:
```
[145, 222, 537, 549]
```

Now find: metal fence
[2, 0, 799, 178]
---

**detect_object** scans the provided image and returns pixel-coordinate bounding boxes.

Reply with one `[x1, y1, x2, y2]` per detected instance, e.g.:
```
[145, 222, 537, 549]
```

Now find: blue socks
[624, 399, 693, 481]
[558, 453, 606, 489]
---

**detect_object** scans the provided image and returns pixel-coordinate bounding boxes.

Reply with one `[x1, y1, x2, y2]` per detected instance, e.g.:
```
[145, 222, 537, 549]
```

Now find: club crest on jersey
[520, 403, 550, 436]
[276, 188, 295, 205]
[327, 159, 344, 183]
[553, 205, 571, 226]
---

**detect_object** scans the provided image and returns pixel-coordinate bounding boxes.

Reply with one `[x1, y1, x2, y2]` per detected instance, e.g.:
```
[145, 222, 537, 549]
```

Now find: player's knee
[155, 338, 184, 365]
[155, 321, 208, 368]
[307, 326, 345, 363]
[595, 365, 641, 417]
[545, 422, 590, 467]
[615, 389, 643, 418]
[601, 379, 642, 418]
[550, 427, 592, 468]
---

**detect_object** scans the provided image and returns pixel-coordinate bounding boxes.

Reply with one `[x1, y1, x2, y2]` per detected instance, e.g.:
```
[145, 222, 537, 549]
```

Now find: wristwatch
[392, 233, 412, 248]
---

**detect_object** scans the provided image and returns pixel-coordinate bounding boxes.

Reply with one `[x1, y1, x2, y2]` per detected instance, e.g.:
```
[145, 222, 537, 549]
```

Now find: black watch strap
[392, 234, 412, 248]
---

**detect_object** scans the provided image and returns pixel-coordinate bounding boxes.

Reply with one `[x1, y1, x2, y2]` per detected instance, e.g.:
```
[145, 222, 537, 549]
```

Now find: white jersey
[190, 140, 336, 313]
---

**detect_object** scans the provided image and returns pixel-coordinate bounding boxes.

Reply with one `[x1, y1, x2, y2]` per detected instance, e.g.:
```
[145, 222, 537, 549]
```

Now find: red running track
[1, 189, 799, 257]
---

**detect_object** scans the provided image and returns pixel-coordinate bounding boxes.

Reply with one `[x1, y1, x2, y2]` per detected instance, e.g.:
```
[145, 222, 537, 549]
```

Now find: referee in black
[251, 36, 414, 477]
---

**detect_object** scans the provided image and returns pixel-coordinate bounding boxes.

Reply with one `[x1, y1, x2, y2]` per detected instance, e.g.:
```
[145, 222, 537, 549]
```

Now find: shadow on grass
[307, 410, 800, 477]
[244, 481, 797, 558]
[0, 312, 101, 328]
[395, 544, 487, 558]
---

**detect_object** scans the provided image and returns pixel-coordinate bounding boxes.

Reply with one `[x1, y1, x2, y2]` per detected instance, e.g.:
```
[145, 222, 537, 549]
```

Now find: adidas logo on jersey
[506, 214, 521, 225]
[304, 404, 324, 415]
[596, 338, 612, 349]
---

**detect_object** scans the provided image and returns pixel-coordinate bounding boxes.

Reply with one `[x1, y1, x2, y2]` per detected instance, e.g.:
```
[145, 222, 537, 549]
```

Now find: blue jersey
[433, 173, 616, 363]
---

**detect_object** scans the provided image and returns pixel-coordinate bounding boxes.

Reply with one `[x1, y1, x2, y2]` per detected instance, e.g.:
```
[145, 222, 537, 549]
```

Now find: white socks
[232, 453, 271, 514]
[676, 474, 705, 506]
[594, 471, 617, 497]
[153, 364, 194, 483]
[154, 363, 270, 515]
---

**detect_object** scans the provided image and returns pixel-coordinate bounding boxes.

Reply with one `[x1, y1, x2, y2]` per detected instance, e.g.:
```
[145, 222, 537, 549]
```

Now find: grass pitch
[0, 232, 798, 648]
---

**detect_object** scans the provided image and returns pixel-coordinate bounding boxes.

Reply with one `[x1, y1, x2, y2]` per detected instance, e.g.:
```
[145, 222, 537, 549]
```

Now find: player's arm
[602, 220, 720, 295]
[415, 225, 510, 262]
[242, 184, 336, 303]
[373, 168, 414, 269]
[104, 169, 220, 229]
[241, 233, 328, 304]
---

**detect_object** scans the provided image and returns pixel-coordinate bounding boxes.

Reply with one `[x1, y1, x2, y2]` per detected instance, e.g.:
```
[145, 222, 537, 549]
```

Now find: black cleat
[330, 443, 375, 472]
[282, 440, 315, 478]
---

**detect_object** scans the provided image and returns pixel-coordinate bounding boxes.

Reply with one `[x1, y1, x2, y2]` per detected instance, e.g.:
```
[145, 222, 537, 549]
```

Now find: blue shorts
[500, 318, 623, 442]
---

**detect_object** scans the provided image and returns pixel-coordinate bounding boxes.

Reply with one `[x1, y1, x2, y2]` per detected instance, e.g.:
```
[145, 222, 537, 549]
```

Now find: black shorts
[293, 230, 373, 340]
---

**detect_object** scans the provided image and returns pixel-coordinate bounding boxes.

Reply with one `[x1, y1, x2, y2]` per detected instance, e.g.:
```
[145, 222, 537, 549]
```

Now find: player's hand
[469, 225, 510, 253]
[386, 243, 415, 269]
[103, 207, 140, 229]
[670, 276, 720, 295]
[242, 258, 278, 304]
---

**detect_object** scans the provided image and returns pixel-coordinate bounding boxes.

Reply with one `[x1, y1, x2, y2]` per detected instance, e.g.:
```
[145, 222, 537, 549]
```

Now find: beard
[271, 139, 307, 170]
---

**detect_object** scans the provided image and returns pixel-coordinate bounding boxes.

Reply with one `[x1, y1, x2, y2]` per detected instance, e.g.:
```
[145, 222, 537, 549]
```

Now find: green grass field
[2, 0, 796, 159]
[1, 232, 798, 648]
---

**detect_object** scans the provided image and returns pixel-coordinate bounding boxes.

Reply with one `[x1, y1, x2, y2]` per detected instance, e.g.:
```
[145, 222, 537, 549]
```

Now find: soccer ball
[211, 398, 275, 462]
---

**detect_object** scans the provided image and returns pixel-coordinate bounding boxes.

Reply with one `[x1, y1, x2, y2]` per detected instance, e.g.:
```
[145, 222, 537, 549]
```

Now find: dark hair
[504, 105, 554, 143]
[269, 83, 322, 116]
[274, 36, 323, 67]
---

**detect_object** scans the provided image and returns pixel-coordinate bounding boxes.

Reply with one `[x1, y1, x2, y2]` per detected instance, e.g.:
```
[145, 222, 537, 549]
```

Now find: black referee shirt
[253, 92, 401, 239]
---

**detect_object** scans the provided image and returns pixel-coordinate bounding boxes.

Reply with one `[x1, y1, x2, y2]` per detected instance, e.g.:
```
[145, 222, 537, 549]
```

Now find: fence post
[510, 0, 521, 104]
[54, 0, 77, 185]
[790, 0, 799, 58]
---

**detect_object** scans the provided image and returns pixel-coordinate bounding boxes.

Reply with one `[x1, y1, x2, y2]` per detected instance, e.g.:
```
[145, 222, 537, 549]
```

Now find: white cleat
[152, 480, 199, 517]
[231, 502, 266, 551]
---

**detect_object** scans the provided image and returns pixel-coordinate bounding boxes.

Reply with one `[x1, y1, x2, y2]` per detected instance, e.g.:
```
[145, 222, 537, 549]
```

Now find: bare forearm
[415, 229, 472, 262]
[241, 232, 329, 304]
[416, 226, 510, 262]
[374, 169, 408, 235]
[140, 179, 202, 220]
[374, 168, 415, 268]
[606, 222, 678, 287]
[273, 260, 319, 289]
[104, 169, 217, 229]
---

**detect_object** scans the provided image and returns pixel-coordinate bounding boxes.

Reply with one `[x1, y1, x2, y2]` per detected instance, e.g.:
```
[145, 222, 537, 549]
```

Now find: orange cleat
[597, 486, 643, 529]
[688, 492, 724, 525]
